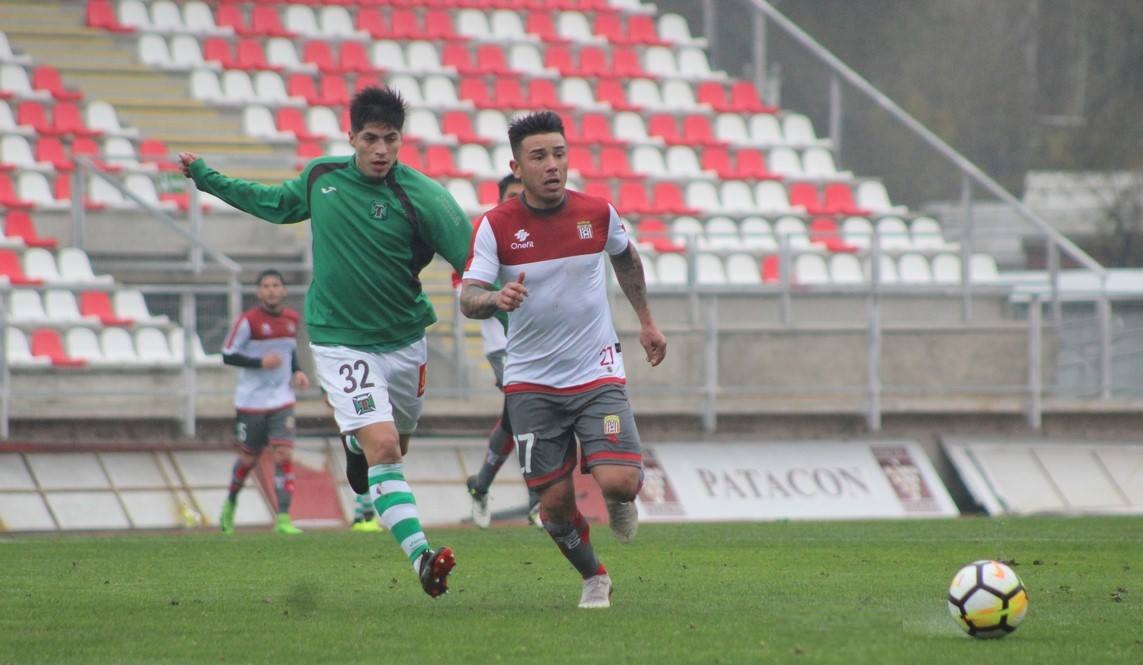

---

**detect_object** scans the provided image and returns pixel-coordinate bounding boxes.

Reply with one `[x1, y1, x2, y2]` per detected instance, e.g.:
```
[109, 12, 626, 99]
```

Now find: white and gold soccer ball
[947, 560, 1028, 638]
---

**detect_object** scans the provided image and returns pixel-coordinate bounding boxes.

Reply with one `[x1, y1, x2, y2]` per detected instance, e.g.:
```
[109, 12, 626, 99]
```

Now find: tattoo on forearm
[460, 283, 499, 319]
[612, 246, 650, 315]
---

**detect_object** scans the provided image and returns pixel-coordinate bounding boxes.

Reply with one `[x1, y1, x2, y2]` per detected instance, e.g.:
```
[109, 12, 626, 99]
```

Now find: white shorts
[310, 339, 427, 435]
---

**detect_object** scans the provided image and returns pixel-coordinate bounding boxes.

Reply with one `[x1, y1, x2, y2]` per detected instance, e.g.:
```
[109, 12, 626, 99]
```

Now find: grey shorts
[506, 383, 642, 490]
[235, 407, 296, 455]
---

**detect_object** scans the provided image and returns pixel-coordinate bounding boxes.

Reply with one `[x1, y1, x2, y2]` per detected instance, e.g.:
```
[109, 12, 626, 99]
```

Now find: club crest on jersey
[511, 228, 534, 250]
[261, 323, 272, 335]
[352, 393, 376, 415]
[603, 414, 621, 442]
[370, 200, 388, 220]
[577, 220, 594, 240]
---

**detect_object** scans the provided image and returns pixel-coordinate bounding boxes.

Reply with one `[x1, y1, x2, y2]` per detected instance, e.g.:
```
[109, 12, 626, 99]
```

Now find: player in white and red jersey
[461, 111, 666, 609]
[218, 269, 310, 535]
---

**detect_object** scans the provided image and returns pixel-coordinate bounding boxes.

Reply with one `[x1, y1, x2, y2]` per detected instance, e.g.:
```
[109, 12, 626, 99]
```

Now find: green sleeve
[188, 159, 310, 224]
[420, 188, 474, 275]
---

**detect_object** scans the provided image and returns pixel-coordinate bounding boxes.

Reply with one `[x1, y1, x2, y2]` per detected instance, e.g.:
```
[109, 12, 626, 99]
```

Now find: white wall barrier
[943, 438, 1143, 516]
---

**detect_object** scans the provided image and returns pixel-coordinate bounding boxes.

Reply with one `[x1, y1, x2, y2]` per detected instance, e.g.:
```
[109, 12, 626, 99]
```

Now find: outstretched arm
[178, 152, 309, 224]
[460, 274, 527, 320]
[610, 243, 666, 367]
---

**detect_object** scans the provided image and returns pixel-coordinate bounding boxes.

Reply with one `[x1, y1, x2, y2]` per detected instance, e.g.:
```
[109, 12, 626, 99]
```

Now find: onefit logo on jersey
[370, 200, 388, 220]
[352, 393, 376, 415]
[577, 220, 593, 240]
[603, 414, 621, 443]
[511, 228, 534, 250]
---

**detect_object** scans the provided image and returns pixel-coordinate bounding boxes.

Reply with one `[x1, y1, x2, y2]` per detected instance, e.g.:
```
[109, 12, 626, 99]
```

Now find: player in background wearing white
[219, 269, 311, 535]
[460, 174, 543, 529]
[461, 112, 667, 609]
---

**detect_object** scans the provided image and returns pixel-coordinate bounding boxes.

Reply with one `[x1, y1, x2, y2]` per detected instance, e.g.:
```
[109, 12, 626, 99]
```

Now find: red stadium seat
[32, 66, 82, 102]
[53, 102, 100, 139]
[72, 137, 120, 173]
[523, 79, 566, 112]
[636, 218, 685, 253]
[822, 183, 871, 216]
[598, 146, 634, 179]
[250, 6, 294, 38]
[596, 79, 638, 111]
[627, 15, 668, 46]
[354, 74, 383, 93]
[580, 113, 622, 146]
[85, 0, 134, 32]
[0, 248, 40, 284]
[737, 148, 779, 180]
[568, 146, 601, 179]
[79, 291, 134, 326]
[5, 210, 59, 249]
[276, 108, 322, 142]
[30, 328, 86, 367]
[730, 81, 778, 114]
[138, 139, 180, 172]
[355, 8, 387, 38]
[423, 145, 471, 179]
[0, 175, 33, 209]
[442, 43, 477, 76]
[318, 75, 350, 106]
[390, 9, 425, 40]
[809, 216, 854, 252]
[35, 137, 74, 172]
[424, 9, 460, 41]
[543, 45, 576, 76]
[577, 47, 610, 79]
[474, 44, 510, 76]
[295, 141, 323, 164]
[458, 77, 491, 107]
[303, 40, 342, 74]
[788, 183, 827, 216]
[700, 146, 736, 179]
[681, 115, 723, 147]
[611, 47, 645, 79]
[236, 39, 276, 71]
[696, 82, 732, 113]
[525, 11, 564, 43]
[286, 74, 321, 105]
[618, 182, 656, 215]
[647, 114, 682, 145]
[16, 101, 54, 136]
[203, 37, 238, 69]
[399, 145, 423, 172]
[54, 173, 105, 211]
[441, 111, 487, 145]
[582, 179, 613, 201]
[339, 42, 375, 75]
[761, 255, 781, 282]
[651, 182, 699, 215]
[492, 78, 528, 109]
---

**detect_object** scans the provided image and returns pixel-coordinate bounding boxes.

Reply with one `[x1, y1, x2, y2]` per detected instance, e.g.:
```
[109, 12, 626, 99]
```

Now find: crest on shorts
[352, 393, 376, 415]
[577, 220, 593, 240]
[603, 414, 621, 442]
[370, 200, 388, 220]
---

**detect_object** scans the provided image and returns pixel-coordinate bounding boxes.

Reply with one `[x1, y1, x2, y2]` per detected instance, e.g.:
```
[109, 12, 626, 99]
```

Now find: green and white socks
[369, 463, 430, 572]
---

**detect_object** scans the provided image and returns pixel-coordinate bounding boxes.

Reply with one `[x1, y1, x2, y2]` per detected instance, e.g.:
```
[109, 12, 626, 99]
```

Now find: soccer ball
[947, 560, 1028, 638]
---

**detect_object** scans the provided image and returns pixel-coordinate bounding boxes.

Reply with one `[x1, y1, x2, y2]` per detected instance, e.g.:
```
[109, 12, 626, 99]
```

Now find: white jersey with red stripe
[463, 190, 629, 394]
[222, 307, 300, 412]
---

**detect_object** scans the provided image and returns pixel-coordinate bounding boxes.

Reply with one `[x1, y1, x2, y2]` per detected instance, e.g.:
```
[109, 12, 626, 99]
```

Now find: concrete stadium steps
[1, 0, 297, 185]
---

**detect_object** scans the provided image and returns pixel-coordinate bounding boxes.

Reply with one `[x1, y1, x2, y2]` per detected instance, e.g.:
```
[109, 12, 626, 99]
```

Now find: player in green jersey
[179, 87, 469, 598]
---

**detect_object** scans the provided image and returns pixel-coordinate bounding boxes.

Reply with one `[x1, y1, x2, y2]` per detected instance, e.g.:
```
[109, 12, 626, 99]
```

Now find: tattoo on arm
[460, 282, 500, 319]
[611, 244, 652, 323]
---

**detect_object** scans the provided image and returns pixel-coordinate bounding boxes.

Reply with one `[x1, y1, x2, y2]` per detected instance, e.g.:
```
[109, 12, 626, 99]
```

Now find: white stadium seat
[829, 253, 865, 284]
[17, 172, 67, 210]
[725, 253, 761, 284]
[65, 327, 106, 365]
[696, 253, 727, 285]
[656, 253, 689, 285]
[135, 327, 180, 367]
[100, 327, 142, 365]
[6, 327, 50, 368]
[658, 13, 707, 47]
[740, 217, 778, 252]
[793, 253, 829, 285]
[284, 5, 321, 38]
[44, 290, 98, 325]
[897, 253, 932, 284]
[319, 7, 367, 40]
[114, 289, 170, 325]
[9, 289, 49, 326]
[57, 248, 113, 285]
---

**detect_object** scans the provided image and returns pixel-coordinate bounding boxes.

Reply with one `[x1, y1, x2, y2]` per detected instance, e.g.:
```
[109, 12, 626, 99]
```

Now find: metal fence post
[1097, 292, 1112, 399]
[829, 74, 842, 160]
[1026, 295, 1043, 429]
[0, 288, 9, 440]
[701, 295, 718, 432]
[181, 292, 197, 439]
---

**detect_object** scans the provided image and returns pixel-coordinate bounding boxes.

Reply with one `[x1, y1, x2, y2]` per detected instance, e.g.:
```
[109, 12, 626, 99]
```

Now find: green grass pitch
[2, 517, 1141, 664]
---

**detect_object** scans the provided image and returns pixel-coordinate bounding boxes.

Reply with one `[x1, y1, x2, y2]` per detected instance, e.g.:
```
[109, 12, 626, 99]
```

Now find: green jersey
[189, 155, 472, 349]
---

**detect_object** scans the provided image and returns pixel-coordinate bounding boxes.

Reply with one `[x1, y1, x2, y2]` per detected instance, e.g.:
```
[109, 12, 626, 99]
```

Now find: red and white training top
[463, 190, 629, 394]
[222, 306, 300, 412]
